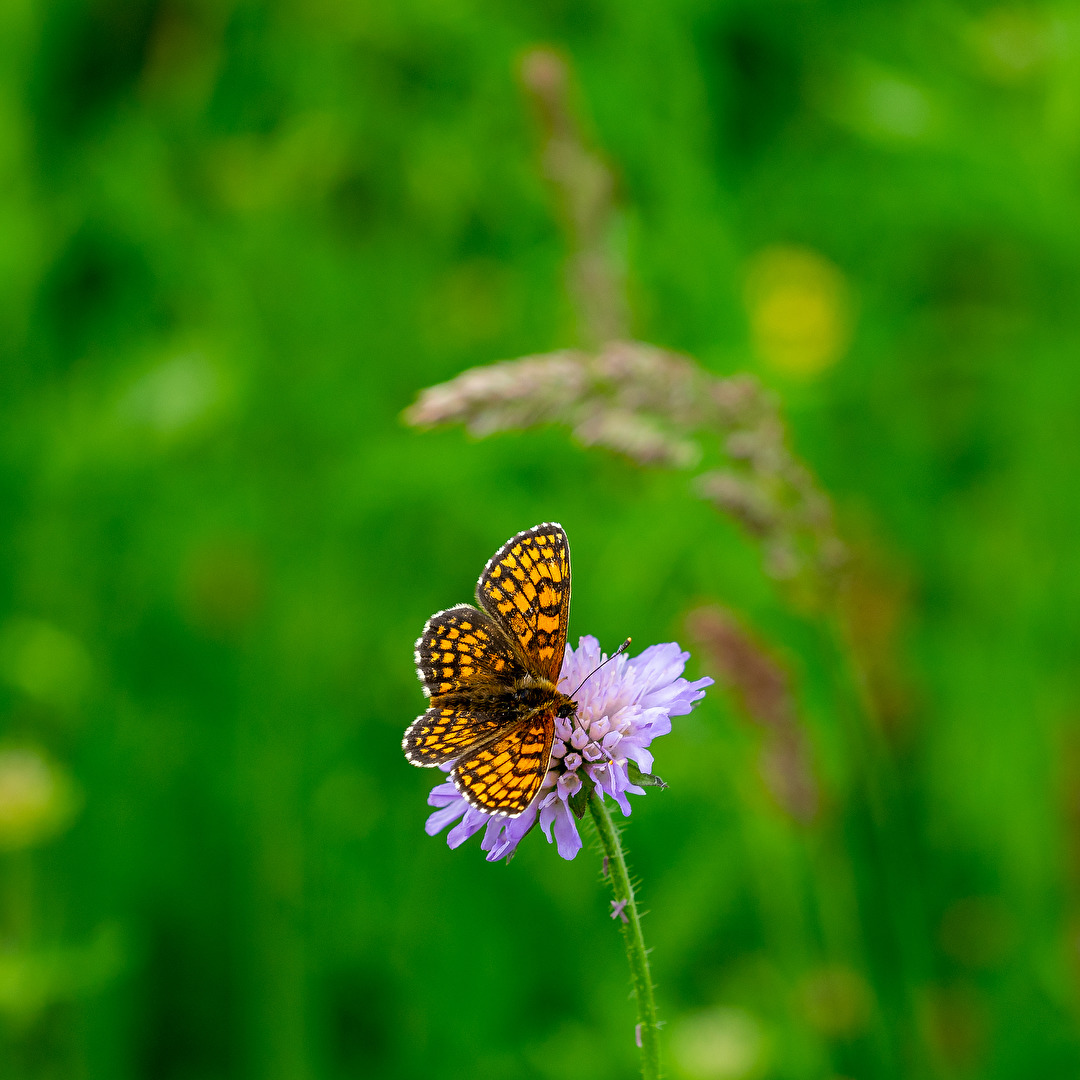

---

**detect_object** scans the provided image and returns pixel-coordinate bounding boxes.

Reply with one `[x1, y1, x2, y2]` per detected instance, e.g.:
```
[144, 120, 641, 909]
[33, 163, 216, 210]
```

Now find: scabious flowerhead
[424, 635, 712, 862]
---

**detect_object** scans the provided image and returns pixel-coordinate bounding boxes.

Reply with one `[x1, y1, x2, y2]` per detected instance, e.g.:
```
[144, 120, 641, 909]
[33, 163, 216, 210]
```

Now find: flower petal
[550, 799, 583, 860]
[425, 799, 467, 837]
[446, 808, 487, 848]
[482, 803, 538, 862]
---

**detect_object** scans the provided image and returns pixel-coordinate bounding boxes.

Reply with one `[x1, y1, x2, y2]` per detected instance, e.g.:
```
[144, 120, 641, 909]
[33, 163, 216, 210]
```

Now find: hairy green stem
[587, 791, 661, 1080]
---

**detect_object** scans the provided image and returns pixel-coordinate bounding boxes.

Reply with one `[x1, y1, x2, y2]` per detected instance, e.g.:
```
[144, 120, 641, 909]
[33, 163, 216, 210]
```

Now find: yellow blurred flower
[745, 246, 852, 378]
[0, 748, 80, 851]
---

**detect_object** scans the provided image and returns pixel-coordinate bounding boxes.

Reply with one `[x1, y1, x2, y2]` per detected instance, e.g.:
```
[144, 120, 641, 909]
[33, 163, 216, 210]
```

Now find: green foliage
[3, 1, 1080, 1078]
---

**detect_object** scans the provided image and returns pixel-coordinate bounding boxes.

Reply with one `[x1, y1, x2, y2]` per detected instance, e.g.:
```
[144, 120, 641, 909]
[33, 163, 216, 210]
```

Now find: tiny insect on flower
[424, 635, 711, 861]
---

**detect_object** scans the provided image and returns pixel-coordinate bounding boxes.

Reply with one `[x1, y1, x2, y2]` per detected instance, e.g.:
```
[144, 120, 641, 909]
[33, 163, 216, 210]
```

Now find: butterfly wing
[407, 604, 527, 768]
[452, 711, 556, 817]
[403, 704, 508, 766]
[475, 523, 571, 683]
[414, 604, 525, 700]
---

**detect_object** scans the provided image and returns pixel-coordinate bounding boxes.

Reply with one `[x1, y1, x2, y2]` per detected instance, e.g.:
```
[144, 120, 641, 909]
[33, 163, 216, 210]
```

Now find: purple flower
[424, 636, 712, 862]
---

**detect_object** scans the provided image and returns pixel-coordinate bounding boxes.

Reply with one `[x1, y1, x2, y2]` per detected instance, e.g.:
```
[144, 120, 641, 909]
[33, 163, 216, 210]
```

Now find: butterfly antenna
[569, 637, 632, 699]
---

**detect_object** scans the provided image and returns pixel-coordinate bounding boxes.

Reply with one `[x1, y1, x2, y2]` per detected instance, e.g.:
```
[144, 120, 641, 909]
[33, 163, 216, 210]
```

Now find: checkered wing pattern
[476, 523, 571, 682]
[403, 704, 506, 766]
[452, 712, 556, 816]
[414, 605, 524, 699]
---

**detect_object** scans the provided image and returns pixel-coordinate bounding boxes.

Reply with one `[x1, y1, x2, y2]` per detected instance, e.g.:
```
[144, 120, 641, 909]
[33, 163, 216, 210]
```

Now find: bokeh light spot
[797, 965, 873, 1037]
[672, 1008, 768, 1080]
[0, 748, 81, 851]
[0, 618, 92, 710]
[115, 351, 229, 440]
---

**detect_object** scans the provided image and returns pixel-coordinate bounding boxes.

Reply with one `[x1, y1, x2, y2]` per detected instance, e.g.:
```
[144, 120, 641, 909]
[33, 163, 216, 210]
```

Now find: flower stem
[587, 791, 661, 1080]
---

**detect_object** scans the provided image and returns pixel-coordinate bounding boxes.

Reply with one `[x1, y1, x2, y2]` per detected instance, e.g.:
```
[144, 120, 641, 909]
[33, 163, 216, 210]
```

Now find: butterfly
[403, 523, 576, 817]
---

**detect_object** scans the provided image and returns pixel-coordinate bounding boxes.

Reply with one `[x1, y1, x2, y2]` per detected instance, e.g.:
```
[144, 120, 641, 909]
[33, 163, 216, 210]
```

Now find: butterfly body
[403, 524, 574, 817]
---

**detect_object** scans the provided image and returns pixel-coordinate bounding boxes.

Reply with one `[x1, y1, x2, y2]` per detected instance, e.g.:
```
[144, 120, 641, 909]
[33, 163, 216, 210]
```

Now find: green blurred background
[3, 1, 1080, 1078]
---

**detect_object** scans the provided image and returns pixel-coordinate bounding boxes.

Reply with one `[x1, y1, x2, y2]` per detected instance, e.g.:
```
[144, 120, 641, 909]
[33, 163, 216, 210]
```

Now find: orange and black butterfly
[403, 523, 575, 817]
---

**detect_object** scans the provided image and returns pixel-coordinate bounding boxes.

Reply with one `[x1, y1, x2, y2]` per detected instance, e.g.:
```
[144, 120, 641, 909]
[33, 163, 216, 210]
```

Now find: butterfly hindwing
[415, 604, 525, 699]
[452, 712, 556, 817]
[403, 705, 508, 767]
[475, 523, 571, 683]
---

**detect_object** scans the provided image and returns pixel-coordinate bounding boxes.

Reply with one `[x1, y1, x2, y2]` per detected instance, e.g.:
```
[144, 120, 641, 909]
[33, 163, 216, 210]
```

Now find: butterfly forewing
[452, 712, 556, 816]
[415, 605, 524, 699]
[476, 523, 571, 683]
